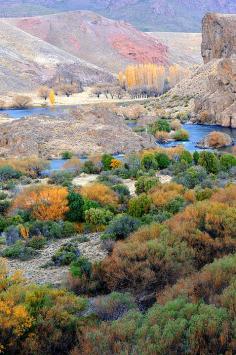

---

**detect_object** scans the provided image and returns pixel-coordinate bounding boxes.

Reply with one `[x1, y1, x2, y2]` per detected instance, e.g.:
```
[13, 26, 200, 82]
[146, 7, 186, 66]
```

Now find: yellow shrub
[110, 159, 123, 169]
[80, 183, 119, 207]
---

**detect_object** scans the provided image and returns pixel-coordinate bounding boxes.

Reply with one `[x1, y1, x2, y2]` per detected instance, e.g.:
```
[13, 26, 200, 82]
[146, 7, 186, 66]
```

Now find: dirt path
[6, 233, 106, 286]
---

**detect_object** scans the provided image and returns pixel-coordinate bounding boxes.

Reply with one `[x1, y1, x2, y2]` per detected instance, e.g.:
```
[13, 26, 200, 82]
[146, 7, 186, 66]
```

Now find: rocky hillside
[7, 11, 168, 73]
[0, 20, 113, 94]
[0, 108, 155, 158]
[148, 32, 202, 66]
[156, 13, 236, 128]
[1, 0, 236, 32]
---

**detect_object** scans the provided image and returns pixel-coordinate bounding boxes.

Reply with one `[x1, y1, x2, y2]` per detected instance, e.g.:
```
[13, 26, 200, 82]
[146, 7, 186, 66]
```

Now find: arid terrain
[148, 32, 202, 66]
[6, 11, 168, 72]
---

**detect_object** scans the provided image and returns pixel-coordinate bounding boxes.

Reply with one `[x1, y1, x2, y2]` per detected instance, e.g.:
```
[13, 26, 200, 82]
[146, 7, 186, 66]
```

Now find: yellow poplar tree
[49, 89, 55, 106]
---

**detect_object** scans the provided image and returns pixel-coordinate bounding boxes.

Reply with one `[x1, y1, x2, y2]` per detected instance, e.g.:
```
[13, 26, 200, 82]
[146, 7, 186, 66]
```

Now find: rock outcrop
[0, 108, 155, 158]
[202, 13, 236, 64]
[194, 13, 236, 128]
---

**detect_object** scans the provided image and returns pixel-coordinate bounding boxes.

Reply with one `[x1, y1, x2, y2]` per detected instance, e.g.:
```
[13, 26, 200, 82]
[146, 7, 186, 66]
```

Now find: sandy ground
[3, 87, 149, 108]
[3, 233, 106, 286]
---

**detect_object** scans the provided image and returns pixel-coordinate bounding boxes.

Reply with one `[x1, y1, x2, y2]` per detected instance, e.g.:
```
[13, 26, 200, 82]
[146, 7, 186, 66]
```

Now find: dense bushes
[79, 298, 232, 355]
[0, 261, 88, 354]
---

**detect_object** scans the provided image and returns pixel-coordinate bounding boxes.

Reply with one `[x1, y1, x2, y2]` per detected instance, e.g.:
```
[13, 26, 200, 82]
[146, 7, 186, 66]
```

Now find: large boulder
[196, 131, 233, 149]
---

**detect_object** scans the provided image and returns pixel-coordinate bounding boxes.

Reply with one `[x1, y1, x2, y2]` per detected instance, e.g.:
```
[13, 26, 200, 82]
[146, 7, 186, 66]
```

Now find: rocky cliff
[194, 13, 236, 128]
[202, 13, 236, 63]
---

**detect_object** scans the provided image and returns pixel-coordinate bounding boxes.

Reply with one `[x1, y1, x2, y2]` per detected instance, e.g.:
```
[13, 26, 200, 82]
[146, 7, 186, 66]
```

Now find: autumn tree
[49, 89, 55, 105]
[12, 185, 69, 221]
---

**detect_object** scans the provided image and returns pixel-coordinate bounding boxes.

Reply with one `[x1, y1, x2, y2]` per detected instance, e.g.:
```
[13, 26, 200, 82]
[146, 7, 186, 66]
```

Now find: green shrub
[128, 194, 152, 218]
[165, 196, 185, 214]
[199, 151, 220, 174]
[85, 208, 113, 226]
[135, 176, 159, 194]
[27, 236, 47, 250]
[220, 154, 236, 171]
[155, 152, 171, 169]
[92, 292, 137, 321]
[52, 242, 80, 266]
[61, 151, 73, 159]
[70, 256, 92, 278]
[48, 171, 74, 187]
[195, 188, 213, 201]
[82, 160, 100, 174]
[180, 150, 193, 164]
[101, 154, 113, 171]
[105, 214, 141, 240]
[98, 172, 123, 186]
[141, 154, 158, 170]
[193, 151, 200, 164]
[112, 184, 130, 202]
[149, 119, 171, 134]
[172, 129, 189, 141]
[28, 221, 75, 240]
[175, 166, 209, 189]
[0, 166, 21, 181]
[83, 198, 100, 215]
[2, 241, 38, 260]
[66, 191, 84, 222]
[0, 200, 10, 215]
[0, 192, 8, 200]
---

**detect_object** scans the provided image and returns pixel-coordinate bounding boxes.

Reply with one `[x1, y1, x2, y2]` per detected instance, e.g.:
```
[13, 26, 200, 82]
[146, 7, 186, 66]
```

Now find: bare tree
[38, 86, 50, 100]
[12, 96, 32, 109]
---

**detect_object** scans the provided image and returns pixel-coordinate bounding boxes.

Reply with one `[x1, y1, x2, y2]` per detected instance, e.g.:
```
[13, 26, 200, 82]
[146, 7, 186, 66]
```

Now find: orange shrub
[128, 223, 162, 243]
[184, 189, 196, 203]
[12, 185, 69, 221]
[210, 184, 236, 206]
[204, 131, 232, 148]
[80, 183, 119, 207]
[150, 182, 185, 208]
[155, 131, 169, 143]
[167, 200, 236, 266]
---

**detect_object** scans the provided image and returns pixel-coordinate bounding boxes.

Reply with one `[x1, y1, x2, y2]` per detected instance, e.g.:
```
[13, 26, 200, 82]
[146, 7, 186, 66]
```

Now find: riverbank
[0, 87, 149, 110]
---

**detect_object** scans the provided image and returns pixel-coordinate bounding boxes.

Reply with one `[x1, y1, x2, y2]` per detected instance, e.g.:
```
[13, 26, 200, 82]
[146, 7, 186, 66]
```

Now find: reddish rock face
[110, 34, 167, 65]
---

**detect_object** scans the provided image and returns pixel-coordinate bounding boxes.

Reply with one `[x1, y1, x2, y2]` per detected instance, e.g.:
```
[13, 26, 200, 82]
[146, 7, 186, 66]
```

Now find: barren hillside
[0, 19, 113, 93]
[7, 11, 168, 73]
[148, 32, 202, 66]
